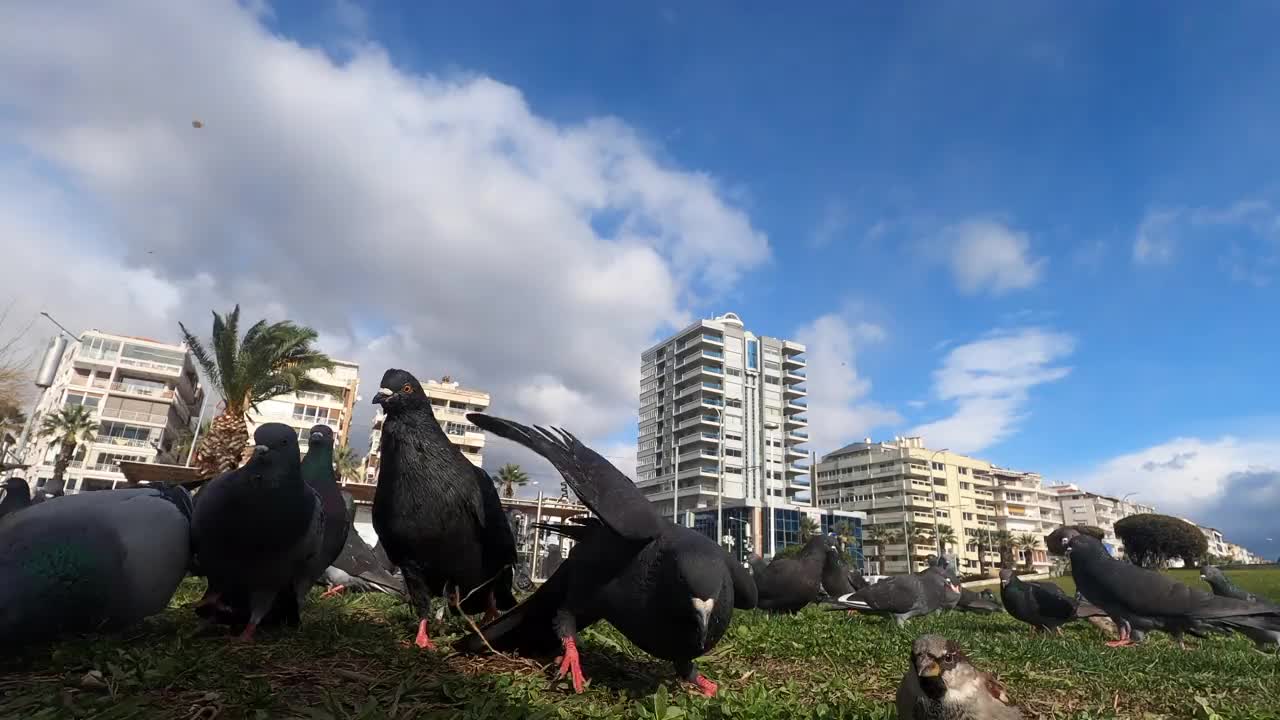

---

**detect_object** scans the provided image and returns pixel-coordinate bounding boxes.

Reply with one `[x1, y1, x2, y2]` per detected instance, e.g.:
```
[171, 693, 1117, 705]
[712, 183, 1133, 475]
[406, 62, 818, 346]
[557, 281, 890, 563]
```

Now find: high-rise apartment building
[814, 436, 1007, 574]
[245, 360, 361, 452]
[990, 467, 1064, 572]
[1048, 484, 1154, 558]
[363, 376, 490, 484]
[635, 313, 820, 558]
[20, 330, 205, 492]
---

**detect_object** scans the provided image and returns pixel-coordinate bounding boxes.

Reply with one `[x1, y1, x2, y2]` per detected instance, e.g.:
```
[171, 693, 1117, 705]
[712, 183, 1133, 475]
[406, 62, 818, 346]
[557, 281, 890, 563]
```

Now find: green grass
[1, 570, 1277, 720]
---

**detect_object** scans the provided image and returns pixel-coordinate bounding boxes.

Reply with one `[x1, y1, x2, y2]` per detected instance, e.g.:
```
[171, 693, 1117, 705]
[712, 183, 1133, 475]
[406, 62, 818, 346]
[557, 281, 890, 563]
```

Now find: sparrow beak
[917, 658, 941, 678]
[372, 387, 392, 405]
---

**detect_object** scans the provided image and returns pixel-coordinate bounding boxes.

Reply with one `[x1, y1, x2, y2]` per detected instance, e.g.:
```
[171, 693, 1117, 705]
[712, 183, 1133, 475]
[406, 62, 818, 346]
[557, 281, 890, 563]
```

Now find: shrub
[1114, 514, 1208, 568]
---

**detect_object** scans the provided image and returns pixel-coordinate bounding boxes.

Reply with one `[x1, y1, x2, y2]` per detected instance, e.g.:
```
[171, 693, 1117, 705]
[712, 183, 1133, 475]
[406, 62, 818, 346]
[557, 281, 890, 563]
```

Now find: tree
[1016, 533, 1041, 570]
[495, 463, 530, 499]
[334, 445, 362, 484]
[1045, 525, 1107, 556]
[1, 401, 26, 463]
[1115, 514, 1209, 569]
[831, 520, 857, 563]
[936, 524, 958, 552]
[179, 305, 332, 479]
[799, 515, 820, 543]
[37, 404, 98, 496]
[0, 303, 33, 417]
[992, 530, 1015, 568]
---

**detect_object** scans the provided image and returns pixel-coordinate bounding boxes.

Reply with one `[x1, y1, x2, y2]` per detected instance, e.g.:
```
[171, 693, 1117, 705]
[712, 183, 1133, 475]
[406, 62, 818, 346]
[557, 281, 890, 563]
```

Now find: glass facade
[684, 506, 863, 566]
[746, 339, 759, 370]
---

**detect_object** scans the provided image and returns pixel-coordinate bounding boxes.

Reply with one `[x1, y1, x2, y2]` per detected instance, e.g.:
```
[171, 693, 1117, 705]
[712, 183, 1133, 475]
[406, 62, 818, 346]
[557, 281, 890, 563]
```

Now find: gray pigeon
[827, 572, 960, 627]
[1200, 565, 1262, 604]
[999, 568, 1103, 633]
[0, 485, 193, 648]
[320, 493, 404, 597]
[0, 477, 32, 522]
[754, 536, 832, 613]
[191, 422, 326, 642]
[896, 634, 1024, 719]
[1063, 530, 1280, 649]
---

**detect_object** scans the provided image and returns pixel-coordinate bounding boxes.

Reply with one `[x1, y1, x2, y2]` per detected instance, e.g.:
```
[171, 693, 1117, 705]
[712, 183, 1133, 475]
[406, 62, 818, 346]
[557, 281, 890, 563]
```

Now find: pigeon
[827, 571, 960, 627]
[1063, 529, 1280, 649]
[0, 485, 193, 648]
[848, 570, 870, 592]
[191, 422, 326, 641]
[754, 536, 832, 613]
[820, 540, 859, 598]
[1200, 565, 1263, 604]
[999, 569, 1103, 634]
[321, 493, 404, 597]
[747, 554, 769, 578]
[301, 424, 350, 578]
[896, 634, 1024, 720]
[955, 587, 1004, 615]
[454, 414, 757, 697]
[917, 565, 963, 612]
[369, 369, 517, 650]
[0, 477, 32, 522]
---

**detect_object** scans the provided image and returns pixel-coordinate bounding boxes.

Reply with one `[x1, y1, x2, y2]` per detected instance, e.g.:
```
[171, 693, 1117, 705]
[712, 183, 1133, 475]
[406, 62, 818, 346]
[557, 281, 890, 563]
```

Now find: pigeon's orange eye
[402, 384, 413, 393]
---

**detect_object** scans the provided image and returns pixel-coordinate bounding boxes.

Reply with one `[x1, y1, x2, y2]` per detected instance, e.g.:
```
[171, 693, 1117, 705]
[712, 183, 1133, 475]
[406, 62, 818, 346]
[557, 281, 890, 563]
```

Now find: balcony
[786, 446, 806, 458]
[785, 400, 807, 413]
[701, 381, 724, 394]
[75, 349, 118, 367]
[788, 429, 809, 440]
[676, 383, 703, 401]
[293, 413, 340, 428]
[783, 383, 805, 398]
[118, 356, 183, 377]
[785, 368, 806, 380]
[784, 414, 807, 427]
[101, 408, 167, 426]
[94, 435, 154, 449]
[783, 354, 805, 368]
[109, 382, 176, 400]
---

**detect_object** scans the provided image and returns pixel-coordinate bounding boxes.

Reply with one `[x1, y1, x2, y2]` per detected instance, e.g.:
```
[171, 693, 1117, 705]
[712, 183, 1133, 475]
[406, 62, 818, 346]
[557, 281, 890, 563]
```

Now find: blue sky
[1, 1, 1277, 553]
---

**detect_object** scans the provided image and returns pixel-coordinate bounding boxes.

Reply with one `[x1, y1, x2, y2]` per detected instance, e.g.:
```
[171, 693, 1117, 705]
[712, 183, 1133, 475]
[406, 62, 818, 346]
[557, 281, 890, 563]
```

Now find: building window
[957, 467, 968, 475]
[931, 461, 944, 470]
[746, 340, 758, 370]
[65, 391, 101, 409]
[727, 368, 742, 377]
[764, 376, 780, 385]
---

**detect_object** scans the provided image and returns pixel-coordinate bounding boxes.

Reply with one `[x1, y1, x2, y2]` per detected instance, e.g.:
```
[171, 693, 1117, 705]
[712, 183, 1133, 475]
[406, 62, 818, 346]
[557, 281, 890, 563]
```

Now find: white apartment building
[363, 376, 490, 483]
[634, 313, 810, 552]
[20, 331, 204, 492]
[245, 360, 361, 452]
[1049, 484, 1154, 558]
[991, 467, 1064, 572]
[814, 436, 1004, 574]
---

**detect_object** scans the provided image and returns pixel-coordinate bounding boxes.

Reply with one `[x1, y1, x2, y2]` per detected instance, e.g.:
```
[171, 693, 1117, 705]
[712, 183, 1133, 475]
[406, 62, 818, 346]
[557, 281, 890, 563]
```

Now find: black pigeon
[747, 554, 769, 578]
[191, 422, 327, 641]
[848, 570, 870, 592]
[369, 369, 517, 650]
[301, 424, 350, 577]
[322, 493, 404, 597]
[0, 485, 193, 648]
[999, 568, 1103, 633]
[826, 571, 960, 626]
[820, 540, 859, 598]
[896, 634, 1024, 719]
[754, 536, 832, 613]
[0, 477, 32, 522]
[453, 414, 757, 697]
[917, 565, 963, 612]
[1063, 529, 1280, 649]
[1200, 565, 1262, 604]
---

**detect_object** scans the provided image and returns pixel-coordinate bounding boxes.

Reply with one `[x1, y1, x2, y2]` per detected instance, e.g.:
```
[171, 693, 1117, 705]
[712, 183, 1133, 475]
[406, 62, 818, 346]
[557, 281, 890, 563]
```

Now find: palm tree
[992, 530, 1015, 568]
[179, 305, 332, 479]
[1016, 533, 1041, 570]
[334, 445, 362, 484]
[0, 402, 25, 464]
[38, 404, 99, 496]
[935, 523, 958, 552]
[799, 515, 820, 543]
[495, 463, 530, 499]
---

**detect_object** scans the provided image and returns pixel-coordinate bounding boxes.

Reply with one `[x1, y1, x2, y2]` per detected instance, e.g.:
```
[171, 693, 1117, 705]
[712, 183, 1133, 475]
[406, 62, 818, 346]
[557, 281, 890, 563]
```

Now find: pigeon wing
[467, 413, 664, 542]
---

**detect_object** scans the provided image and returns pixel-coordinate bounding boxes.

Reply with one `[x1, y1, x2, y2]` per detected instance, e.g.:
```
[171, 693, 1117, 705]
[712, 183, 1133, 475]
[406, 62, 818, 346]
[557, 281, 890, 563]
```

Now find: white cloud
[909, 328, 1074, 453]
[938, 219, 1046, 295]
[793, 312, 901, 456]
[1066, 436, 1280, 552]
[0, 0, 771, 455]
[1133, 200, 1280, 279]
[810, 198, 851, 248]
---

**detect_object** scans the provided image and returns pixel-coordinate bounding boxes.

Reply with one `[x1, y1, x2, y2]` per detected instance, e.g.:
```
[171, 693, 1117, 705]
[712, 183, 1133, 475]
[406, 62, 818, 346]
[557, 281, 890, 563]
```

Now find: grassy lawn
[1, 569, 1277, 720]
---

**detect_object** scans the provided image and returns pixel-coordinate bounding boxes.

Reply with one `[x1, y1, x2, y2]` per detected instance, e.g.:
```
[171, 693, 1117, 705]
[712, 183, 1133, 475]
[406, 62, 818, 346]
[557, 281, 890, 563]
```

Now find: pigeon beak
[310, 431, 325, 441]
[372, 388, 392, 405]
[917, 658, 941, 678]
[252, 444, 269, 458]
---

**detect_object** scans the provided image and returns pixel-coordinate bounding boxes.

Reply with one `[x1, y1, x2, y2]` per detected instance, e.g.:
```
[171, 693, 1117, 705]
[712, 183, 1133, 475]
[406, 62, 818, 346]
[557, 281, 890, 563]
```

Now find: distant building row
[634, 312, 1266, 574]
[13, 329, 489, 493]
